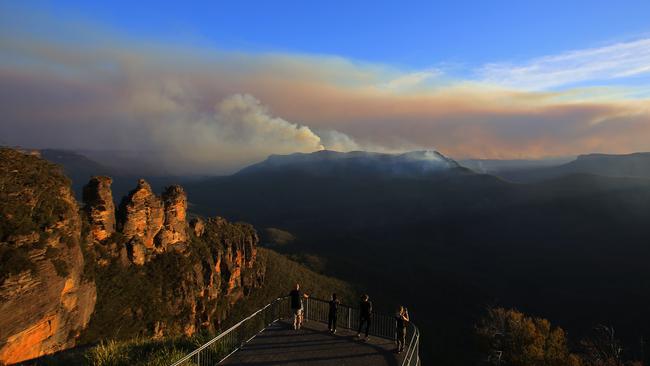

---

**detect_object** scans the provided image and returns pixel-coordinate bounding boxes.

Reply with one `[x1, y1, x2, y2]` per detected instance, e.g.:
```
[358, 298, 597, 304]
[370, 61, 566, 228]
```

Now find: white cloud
[477, 38, 650, 90]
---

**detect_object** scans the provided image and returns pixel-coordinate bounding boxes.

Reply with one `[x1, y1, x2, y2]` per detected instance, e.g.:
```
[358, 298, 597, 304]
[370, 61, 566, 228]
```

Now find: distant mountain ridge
[40, 149, 116, 195]
[494, 152, 650, 182]
[236, 149, 465, 177]
[459, 157, 574, 173]
[567, 152, 650, 177]
[38, 149, 198, 201]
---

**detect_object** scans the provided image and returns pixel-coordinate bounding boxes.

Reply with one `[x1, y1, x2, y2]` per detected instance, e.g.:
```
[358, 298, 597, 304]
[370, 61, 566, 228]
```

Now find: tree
[476, 307, 581, 366]
[580, 325, 624, 366]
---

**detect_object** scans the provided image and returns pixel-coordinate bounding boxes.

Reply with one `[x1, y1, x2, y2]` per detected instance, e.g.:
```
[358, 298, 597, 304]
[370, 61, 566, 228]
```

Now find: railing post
[347, 307, 351, 329]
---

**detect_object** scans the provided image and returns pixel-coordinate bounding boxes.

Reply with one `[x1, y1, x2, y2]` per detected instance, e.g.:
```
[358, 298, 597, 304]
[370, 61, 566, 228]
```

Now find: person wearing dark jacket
[395, 305, 410, 353]
[288, 283, 309, 330]
[357, 294, 372, 341]
[328, 293, 340, 333]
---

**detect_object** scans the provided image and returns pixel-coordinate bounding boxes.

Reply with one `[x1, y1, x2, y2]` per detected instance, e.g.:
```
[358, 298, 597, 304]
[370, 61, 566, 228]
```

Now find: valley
[30, 148, 650, 365]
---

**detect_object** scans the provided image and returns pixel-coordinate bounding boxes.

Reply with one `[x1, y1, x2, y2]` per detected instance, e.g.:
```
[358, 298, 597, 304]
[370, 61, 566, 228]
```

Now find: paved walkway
[220, 320, 403, 366]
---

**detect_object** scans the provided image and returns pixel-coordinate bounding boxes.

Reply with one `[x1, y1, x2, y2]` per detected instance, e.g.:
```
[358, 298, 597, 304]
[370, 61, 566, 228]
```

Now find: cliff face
[0, 148, 265, 364]
[0, 148, 96, 365]
[198, 217, 262, 321]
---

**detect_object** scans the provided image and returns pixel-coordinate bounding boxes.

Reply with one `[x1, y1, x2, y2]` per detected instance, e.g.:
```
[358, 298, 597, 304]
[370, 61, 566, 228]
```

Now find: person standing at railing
[395, 305, 410, 353]
[289, 283, 309, 330]
[328, 293, 340, 334]
[357, 294, 373, 341]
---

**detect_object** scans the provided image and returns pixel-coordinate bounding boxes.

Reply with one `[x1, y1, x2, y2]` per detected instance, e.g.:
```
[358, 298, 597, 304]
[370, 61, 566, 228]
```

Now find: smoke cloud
[149, 94, 342, 174]
[316, 130, 361, 152]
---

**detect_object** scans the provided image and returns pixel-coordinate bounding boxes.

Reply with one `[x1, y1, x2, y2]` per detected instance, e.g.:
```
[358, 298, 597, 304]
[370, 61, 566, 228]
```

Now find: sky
[1, 1, 650, 174]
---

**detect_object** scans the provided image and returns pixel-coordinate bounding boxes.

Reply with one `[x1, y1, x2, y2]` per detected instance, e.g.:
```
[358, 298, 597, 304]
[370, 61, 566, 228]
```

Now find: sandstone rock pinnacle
[155, 185, 188, 249]
[82, 176, 116, 242]
[118, 179, 164, 249]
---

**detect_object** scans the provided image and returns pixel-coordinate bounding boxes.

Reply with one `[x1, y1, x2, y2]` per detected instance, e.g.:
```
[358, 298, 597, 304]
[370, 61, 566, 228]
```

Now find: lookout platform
[220, 320, 401, 366]
[169, 297, 420, 366]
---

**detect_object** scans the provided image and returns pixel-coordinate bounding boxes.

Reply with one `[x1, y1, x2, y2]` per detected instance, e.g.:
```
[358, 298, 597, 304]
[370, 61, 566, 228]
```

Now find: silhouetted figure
[357, 294, 373, 341]
[395, 305, 410, 353]
[328, 293, 340, 333]
[289, 283, 309, 330]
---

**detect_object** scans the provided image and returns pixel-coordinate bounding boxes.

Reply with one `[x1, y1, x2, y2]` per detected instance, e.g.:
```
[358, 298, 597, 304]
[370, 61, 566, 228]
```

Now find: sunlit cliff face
[1, 14, 650, 174]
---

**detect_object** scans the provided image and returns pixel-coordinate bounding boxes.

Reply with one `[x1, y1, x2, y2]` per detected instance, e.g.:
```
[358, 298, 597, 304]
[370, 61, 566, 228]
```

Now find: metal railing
[402, 322, 421, 366]
[169, 297, 290, 366]
[303, 297, 420, 366]
[169, 296, 421, 366]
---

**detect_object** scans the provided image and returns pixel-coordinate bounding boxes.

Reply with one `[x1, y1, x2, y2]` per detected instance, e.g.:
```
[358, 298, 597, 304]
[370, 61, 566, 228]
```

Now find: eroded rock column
[82, 176, 116, 242]
[118, 179, 164, 249]
[155, 185, 188, 250]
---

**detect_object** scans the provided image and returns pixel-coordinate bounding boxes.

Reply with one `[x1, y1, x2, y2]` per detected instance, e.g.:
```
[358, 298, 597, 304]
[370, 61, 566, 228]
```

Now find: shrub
[476, 307, 581, 366]
[52, 258, 70, 277]
[0, 245, 36, 284]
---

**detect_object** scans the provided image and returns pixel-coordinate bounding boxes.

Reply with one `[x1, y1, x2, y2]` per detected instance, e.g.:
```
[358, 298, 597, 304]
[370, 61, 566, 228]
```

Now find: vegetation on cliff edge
[0, 148, 73, 284]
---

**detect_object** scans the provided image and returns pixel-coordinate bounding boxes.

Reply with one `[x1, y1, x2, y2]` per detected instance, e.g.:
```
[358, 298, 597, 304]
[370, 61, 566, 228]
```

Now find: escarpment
[0, 148, 96, 365]
[0, 148, 265, 364]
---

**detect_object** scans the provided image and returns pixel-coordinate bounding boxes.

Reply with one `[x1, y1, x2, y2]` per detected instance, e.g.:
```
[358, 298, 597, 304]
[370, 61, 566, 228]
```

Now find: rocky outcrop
[76, 212, 264, 340]
[162, 216, 263, 333]
[81, 178, 264, 338]
[155, 185, 188, 248]
[1, 148, 265, 363]
[118, 179, 164, 250]
[0, 148, 96, 365]
[114, 181, 187, 264]
[203, 217, 260, 304]
[82, 176, 116, 242]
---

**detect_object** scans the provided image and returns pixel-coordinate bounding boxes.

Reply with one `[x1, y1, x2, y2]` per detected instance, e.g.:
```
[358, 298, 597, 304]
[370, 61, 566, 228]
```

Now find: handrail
[178, 298, 279, 360]
[303, 296, 397, 339]
[402, 322, 420, 366]
[169, 296, 290, 366]
[168, 296, 421, 366]
[303, 297, 420, 366]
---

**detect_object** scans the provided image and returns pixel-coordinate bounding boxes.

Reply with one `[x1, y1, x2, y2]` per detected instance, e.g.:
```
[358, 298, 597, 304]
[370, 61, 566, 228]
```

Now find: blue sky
[13, 0, 650, 69]
[2, 1, 650, 172]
